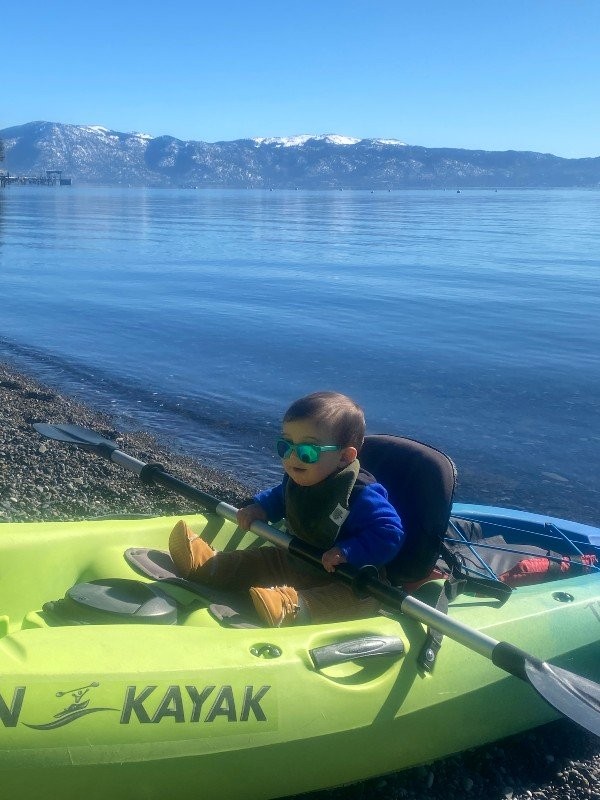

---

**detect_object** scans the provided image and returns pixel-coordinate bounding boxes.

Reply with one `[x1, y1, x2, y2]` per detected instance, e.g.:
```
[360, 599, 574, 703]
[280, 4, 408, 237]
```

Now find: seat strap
[417, 579, 451, 672]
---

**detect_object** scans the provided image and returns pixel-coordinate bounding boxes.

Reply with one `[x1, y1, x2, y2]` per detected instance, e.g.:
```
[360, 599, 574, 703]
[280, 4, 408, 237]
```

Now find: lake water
[0, 187, 598, 523]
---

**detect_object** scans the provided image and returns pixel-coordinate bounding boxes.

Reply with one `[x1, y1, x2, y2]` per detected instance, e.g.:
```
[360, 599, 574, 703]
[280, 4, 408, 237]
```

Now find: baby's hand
[322, 546, 347, 573]
[237, 503, 268, 531]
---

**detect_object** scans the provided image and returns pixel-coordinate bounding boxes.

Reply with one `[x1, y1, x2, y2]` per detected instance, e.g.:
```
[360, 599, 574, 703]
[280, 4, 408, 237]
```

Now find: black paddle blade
[526, 660, 600, 737]
[33, 423, 119, 452]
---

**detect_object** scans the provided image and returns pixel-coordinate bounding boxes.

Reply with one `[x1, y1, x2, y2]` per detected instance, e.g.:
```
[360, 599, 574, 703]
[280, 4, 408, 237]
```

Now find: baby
[169, 391, 405, 626]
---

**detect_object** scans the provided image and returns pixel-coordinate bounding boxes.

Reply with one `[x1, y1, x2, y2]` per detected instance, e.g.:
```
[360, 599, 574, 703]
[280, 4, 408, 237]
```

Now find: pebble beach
[0, 360, 598, 800]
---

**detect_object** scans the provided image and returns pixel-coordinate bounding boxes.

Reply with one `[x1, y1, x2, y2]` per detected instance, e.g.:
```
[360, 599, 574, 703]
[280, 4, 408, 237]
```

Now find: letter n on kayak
[0, 687, 26, 727]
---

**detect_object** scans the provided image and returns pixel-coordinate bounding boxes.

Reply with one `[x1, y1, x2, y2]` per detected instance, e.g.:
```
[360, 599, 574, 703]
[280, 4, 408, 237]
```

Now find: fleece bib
[284, 459, 361, 549]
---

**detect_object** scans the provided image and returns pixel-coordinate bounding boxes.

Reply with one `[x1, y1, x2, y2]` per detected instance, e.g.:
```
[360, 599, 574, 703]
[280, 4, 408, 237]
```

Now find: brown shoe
[249, 586, 300, 627]
[169, 520, 215, 578]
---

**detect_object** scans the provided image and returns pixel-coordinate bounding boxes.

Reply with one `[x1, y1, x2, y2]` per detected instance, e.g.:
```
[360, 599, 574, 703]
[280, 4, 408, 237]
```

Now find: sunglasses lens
[297, 445, 318, 463]
[276, 440, 321, 463]
[276, 439, 292, 459]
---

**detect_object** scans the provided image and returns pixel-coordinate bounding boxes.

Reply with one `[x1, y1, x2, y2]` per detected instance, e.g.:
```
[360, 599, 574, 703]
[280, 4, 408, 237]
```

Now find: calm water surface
[0, 187, 598, 522]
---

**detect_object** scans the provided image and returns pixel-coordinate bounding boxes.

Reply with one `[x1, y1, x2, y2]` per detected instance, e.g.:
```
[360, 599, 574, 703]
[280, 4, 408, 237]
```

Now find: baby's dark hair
[283, 391, 365, 450]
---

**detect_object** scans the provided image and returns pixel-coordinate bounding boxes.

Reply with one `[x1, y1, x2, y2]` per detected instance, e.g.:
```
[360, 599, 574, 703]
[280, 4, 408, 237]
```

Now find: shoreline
[1, 360, 598, 800]
[0, 361, 252, 523]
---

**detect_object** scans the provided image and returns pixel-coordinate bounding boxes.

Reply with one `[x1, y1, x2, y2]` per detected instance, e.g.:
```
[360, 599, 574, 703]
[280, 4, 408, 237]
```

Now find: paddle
[34, 421, 600, 737]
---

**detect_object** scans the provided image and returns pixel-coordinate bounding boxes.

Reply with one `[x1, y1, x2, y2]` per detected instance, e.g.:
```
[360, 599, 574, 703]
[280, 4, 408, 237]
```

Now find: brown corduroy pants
[192, 546, 380, 623]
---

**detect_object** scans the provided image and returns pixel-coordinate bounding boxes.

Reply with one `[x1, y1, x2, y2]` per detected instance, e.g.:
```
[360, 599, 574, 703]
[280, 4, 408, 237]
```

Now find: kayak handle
[309, 635, 405, 670]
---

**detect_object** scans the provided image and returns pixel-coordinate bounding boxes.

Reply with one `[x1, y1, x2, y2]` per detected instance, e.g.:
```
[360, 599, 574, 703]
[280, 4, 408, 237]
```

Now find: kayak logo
[0, 682, 117, 730]
[0, 683, 272, 729]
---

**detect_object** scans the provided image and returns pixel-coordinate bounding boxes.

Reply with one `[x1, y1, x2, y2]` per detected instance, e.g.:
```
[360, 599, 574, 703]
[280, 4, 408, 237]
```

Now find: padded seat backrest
[360, 435, 457, 583]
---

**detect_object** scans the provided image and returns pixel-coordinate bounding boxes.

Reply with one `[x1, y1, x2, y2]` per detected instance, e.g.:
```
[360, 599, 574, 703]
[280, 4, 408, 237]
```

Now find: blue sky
[3, 1, 600, 157]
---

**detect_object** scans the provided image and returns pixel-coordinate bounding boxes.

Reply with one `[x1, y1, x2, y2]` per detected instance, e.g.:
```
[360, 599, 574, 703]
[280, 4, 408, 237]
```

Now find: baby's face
[280, 418, 353, 486]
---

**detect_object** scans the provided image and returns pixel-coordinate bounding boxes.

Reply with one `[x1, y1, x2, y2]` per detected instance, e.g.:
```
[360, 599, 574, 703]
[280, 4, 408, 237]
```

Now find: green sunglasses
[276, 438, 341, 464]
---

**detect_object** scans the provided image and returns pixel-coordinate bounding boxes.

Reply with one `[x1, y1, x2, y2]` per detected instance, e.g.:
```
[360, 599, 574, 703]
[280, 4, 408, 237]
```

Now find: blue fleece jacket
[254, 479, 405, 568]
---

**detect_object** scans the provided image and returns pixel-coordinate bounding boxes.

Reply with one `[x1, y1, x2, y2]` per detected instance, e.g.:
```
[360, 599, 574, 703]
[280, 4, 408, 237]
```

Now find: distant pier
[1, 169, 72, 188]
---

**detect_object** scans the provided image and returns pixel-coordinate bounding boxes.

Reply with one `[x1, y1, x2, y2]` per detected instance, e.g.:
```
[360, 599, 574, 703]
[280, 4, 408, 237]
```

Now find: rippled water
[0, 187, 598, 521]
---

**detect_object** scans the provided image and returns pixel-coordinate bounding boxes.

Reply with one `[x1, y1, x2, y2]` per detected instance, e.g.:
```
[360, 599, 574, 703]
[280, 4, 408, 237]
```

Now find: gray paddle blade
[33, 423, 118, 451]
[525, 659, 600, 737]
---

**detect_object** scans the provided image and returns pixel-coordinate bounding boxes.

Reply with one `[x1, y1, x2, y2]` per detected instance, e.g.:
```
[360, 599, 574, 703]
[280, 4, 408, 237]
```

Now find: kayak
[1, 503, 599, 800]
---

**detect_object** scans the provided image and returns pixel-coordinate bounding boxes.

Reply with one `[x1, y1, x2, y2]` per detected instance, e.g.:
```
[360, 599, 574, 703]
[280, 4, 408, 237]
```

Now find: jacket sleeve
[253, 481, 286, 523]
[336, 483, 405, 568]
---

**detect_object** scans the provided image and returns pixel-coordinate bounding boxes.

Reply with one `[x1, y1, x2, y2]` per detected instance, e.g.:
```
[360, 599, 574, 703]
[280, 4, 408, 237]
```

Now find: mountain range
[2, 121, 600, 189]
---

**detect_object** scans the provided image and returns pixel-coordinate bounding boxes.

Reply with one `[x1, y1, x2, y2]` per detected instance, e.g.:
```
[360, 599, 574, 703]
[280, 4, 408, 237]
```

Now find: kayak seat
[360, 436, 510, 595]
[360, 434, 457, 584]
[125, 547, 260, 628]
[360, 435, 509, 672]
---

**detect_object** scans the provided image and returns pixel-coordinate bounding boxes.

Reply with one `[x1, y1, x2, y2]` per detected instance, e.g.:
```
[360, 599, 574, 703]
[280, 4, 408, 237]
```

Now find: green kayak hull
[0, 511, 599, 800]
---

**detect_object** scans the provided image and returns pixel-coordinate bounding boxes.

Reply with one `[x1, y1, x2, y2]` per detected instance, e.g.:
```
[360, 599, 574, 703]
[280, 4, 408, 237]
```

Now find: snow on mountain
[253, 135, 314, 147]
[82, 125, 112, 135]
[317, 134, 361, 145]
[251, 134, 403, 147]
[252, 134, 362, 147]
[373, 138, 407, 146]
[81, 125, 153, 141]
